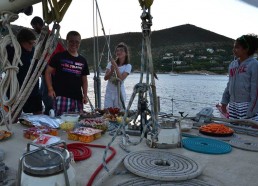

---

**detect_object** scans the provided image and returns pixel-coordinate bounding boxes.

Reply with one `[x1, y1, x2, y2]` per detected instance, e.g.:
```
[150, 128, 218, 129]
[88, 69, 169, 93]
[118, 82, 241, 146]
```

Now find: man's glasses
[68, 40, 80, 45]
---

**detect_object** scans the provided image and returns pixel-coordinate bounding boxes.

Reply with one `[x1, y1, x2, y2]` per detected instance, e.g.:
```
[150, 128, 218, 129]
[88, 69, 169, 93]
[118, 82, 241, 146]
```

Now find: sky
[13, 0, 258, 40]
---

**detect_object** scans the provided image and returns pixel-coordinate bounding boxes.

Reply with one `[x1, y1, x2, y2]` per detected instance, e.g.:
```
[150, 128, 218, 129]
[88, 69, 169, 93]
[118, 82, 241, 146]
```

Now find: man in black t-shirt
[45, 31, 89, 116]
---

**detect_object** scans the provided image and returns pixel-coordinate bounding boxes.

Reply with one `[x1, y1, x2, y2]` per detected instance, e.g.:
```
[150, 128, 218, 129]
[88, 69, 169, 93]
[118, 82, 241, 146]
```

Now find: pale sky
[13, 0, 258, 40]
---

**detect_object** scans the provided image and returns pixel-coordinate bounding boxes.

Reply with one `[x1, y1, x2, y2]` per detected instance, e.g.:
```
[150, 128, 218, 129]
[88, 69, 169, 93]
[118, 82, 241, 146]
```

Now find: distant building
[216, 49, 226, 52]
[198, 56, 207, 60]
[174, 61, 183, 65]
[184, 54, 194, 58]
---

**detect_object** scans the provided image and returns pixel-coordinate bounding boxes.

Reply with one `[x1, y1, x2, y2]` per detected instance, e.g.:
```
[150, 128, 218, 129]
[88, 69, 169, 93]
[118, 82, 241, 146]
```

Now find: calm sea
[86, 73, 228, 117]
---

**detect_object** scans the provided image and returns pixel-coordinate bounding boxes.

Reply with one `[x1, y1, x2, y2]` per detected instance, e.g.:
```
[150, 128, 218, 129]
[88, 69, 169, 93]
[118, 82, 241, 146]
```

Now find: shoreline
[132, 70, 226, 75]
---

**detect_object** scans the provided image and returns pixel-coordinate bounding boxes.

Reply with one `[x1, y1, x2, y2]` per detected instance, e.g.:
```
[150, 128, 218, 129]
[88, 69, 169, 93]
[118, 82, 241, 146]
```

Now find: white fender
[0, 0, 41, 13]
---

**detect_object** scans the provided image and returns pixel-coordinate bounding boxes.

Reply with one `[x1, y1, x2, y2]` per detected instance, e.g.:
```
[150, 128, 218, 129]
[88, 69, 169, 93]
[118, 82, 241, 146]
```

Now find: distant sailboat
[170, 59, 178, 76]
[170, 72, 178, 76]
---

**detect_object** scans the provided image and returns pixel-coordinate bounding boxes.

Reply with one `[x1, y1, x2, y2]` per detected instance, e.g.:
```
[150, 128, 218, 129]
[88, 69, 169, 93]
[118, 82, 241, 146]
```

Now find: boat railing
[157, 96, 215, 116]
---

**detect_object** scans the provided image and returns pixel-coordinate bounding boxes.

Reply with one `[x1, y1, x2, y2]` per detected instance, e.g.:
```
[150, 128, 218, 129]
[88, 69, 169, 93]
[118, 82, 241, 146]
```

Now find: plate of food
[199, 123, 234, 137]
[107, 107, 120, 115]
[19, 118, 34, 127]
[80, 112, 101, 119]
[0, 130, 12, 141]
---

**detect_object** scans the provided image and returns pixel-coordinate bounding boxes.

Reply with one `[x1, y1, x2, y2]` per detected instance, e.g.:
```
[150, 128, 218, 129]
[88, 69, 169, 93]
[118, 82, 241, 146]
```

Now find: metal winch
[17, 141, 76, 186]
[146, 117, 182, 149]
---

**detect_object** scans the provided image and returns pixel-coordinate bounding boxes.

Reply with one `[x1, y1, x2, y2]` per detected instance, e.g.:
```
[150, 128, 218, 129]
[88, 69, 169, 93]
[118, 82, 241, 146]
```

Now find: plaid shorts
[54, 96, 83, 116]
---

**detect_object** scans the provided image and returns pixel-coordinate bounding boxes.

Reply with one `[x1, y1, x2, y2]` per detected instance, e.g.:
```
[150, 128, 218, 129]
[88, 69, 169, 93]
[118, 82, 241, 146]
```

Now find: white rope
[0, 11, 21, 129]
[11, 24, 60, 122]
[11, 28, 48, 111]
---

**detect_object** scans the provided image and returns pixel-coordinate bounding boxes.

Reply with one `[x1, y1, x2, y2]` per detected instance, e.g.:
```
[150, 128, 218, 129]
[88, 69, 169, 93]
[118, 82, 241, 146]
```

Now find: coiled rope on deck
[116, 177, 215, 186]
[123, 150, 203, 181]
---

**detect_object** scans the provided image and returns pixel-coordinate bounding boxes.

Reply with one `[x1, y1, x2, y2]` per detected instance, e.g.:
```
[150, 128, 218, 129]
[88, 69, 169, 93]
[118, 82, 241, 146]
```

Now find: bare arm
[82, 75, 88, 104]
[104, 67, 114, 81]
[45, 65, 56, 98]
[104, 59, 129, 81]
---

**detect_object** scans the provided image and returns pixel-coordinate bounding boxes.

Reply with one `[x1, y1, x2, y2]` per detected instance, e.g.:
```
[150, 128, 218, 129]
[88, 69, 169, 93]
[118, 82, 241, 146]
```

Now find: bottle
[49, 109, 55, 118]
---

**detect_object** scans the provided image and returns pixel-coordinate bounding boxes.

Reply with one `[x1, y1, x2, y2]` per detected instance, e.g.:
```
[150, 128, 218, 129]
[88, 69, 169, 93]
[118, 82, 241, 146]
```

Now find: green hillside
[80, 24, 235, 74]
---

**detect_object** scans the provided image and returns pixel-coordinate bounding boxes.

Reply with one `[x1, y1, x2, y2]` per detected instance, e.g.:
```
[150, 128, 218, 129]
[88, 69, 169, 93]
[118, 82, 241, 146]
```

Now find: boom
[0, 0, 41, 13]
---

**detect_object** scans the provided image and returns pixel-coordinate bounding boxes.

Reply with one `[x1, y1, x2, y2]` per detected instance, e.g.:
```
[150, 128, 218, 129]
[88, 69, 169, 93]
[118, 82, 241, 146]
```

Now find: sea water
[86, 73, 228, 117]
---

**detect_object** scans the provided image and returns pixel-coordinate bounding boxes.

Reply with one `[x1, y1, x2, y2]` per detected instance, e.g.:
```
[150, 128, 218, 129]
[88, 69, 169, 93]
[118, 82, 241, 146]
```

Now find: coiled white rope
[11, 27, 48, 116]
[117, 177, 215, 186]
[0, 11, 21, 130]
[123, 150, 203, 181]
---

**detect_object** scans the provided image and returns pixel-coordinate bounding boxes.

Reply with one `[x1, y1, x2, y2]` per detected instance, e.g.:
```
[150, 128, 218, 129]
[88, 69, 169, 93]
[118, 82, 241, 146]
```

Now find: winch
[146, 117, 182, 148]
[17, 140, 76, 186]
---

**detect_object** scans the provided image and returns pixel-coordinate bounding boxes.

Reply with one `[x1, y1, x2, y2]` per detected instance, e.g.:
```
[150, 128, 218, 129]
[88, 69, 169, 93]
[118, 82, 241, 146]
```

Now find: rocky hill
[5, 24, 235, 73]
[79, 24, 234, 73]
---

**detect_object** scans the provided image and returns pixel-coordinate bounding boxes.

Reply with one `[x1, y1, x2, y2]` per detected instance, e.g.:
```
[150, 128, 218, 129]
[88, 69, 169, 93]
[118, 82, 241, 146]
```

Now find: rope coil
[0, 11, 22, 129]
[123, 150, 203, 181]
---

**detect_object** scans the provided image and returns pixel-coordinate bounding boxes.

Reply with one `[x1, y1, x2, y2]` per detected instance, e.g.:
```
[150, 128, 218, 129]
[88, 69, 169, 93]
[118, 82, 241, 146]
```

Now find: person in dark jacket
[7, 28, 43, 115]
[31, 16, 65, 115]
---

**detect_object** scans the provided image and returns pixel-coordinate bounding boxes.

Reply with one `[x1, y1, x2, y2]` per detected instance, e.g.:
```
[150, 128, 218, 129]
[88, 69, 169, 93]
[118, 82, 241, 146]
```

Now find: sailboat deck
[1, 123, 258, 186]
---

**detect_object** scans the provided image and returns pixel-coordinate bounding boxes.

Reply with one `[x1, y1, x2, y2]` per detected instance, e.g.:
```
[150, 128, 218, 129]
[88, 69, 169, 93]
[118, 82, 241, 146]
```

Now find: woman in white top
[104, 42, 132, 109]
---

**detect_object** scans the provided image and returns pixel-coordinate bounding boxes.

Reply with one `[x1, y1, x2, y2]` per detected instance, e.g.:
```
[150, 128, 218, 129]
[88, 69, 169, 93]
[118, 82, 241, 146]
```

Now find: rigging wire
[92, 0, 125, 109]
[92, 0, 101, 109]
[102, 1, 159, 171]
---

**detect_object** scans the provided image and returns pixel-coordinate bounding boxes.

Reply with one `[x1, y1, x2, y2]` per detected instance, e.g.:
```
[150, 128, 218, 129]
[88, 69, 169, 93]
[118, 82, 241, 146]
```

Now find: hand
[83, 96, 88, 104]
[48, 89, 56, 98]
[111, 58, 118, 69]
[221, 104, 227, 114]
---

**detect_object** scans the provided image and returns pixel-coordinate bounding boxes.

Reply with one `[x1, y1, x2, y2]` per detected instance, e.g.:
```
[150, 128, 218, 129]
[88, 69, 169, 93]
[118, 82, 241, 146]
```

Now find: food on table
[60, 122, 75, 131]
[0, 130, 12, 140]
[103, 113, 117, 122]
[78, 118, 108, 133]
[80, 111, 101, 118]
[94, 108, 108, 115]
[23, 126, 58, 140]
[68, 127, 102, 143]
[116, 116, 131, 124]
[107, 107, 120, 115]
[199, 123, 234, 136]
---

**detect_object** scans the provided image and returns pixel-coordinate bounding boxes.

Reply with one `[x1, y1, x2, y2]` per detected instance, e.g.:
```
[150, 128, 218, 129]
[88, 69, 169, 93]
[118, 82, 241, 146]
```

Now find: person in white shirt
[104, 42, 132, 109]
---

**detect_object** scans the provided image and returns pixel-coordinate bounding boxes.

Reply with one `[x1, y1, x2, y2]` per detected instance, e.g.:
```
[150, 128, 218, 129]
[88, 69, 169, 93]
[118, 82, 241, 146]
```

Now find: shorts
[23, 95, 43, 113]
[229, 102, 258, 121]
[54, 96, 83, 116]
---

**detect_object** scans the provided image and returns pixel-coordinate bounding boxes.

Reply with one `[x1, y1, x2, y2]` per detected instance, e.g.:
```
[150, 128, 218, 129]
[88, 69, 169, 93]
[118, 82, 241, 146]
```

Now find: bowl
[60, 113, 80, 123]
[180, 119, 193, 132]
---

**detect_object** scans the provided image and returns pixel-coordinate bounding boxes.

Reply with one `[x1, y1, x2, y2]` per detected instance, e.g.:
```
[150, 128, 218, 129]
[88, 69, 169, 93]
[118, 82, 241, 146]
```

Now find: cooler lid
[23, 147, 71, 176]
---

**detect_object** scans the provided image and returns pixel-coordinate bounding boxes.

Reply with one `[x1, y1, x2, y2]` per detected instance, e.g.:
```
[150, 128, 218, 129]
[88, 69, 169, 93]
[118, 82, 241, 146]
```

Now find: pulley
[138, 0, 154, 9]
[42, 0, 72, 24]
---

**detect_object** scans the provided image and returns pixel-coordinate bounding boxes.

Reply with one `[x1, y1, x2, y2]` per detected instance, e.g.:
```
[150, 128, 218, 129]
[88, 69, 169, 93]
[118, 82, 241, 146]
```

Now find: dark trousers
[40, 76, 53, 115]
